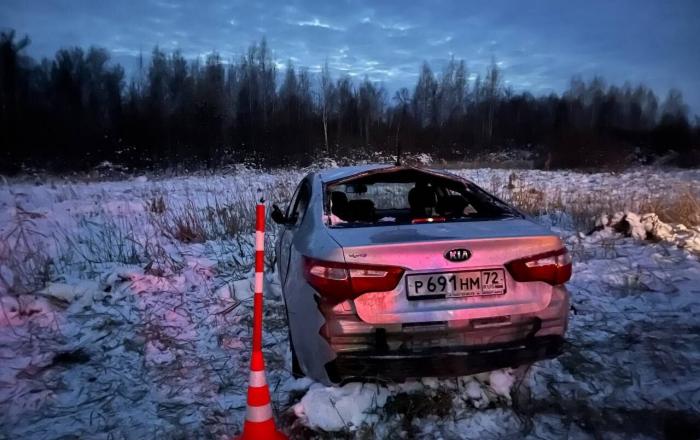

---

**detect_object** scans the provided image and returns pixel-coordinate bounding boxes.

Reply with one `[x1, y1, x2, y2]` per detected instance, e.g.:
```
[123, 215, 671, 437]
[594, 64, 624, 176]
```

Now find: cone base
[235, 419, 287, 440]
[235, 431, 286, 440]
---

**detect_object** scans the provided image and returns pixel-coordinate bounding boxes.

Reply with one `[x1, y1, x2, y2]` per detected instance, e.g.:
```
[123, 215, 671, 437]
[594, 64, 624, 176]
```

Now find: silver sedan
[272, 165, 571, 385]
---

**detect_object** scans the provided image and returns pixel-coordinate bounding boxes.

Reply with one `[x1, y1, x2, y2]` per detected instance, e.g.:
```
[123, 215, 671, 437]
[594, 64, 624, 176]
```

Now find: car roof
[316, 164, 394, 182]
[316, 164, 467, 184]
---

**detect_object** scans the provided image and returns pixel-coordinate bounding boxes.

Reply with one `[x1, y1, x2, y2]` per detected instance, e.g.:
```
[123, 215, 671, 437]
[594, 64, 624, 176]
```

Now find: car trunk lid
[325, 219, 564, 324]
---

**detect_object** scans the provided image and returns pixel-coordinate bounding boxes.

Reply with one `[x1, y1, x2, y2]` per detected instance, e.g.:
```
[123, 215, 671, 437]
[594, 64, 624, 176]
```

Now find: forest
[1, 30, 698, 173]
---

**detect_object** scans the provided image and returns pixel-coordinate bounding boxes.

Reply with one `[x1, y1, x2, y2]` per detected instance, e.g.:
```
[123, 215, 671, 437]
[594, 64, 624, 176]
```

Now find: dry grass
[48, 209, 183, 278]
[639, 187, 700, 226]
[149, 194, 262, 244]
[3, 171, 696, 295]
[160, 200, 209, 244]
[384, 389, 453, 418]
[0, 209, 54, 295]
[494, 173, 700, 233]
[66, 216, 143, 264]
[1, 180, 292, 296]
[146, 195, 167, 214]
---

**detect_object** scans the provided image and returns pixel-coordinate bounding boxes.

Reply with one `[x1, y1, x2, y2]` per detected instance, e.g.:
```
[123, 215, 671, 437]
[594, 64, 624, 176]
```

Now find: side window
[287, 180, 312, 226]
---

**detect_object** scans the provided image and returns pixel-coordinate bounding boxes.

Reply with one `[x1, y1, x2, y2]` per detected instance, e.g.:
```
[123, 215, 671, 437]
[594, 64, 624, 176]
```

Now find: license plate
[406, 269, 506, 299]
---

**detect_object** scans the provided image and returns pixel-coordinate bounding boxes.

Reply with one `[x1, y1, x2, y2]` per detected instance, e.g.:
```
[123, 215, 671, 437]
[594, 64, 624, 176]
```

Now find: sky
[2, 0, 699, 115]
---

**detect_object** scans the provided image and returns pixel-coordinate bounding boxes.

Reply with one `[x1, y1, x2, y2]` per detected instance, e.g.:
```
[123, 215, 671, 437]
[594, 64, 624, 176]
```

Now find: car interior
[325, 169, 517, 226]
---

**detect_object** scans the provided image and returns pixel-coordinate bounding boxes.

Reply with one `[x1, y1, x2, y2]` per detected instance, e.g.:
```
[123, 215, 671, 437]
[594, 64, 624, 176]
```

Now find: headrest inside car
[409, 185, 437, 207]
[330, 191, 349, 218]
[437, 194, 468, 216]
[408, 185, 437, 216]
[331, 191, 348, 205]
[347, 199, 375, 223]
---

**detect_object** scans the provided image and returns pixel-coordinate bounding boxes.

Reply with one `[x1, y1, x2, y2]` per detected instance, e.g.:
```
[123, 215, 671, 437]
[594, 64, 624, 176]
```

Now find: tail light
[505, 248, 572, 285]
[303, 257, 405, 304]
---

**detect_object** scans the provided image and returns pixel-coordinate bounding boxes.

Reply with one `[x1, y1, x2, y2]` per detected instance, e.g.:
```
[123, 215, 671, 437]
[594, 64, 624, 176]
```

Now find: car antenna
[395, 141, 402, 166]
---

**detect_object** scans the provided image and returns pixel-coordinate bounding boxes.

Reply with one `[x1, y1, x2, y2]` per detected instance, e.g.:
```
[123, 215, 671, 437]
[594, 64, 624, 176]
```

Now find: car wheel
[284, 306, 304, 378]
[289, 336, 303, 378]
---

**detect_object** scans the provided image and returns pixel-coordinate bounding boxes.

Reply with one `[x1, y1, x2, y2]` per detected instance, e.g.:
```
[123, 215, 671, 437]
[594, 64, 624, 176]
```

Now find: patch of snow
[415, 153, 433, 165]
[595, 210, 700, 253]
[293, 382, 390, 431]
[293, 371, 519, 432]
[282, 376, 315, 393]
[488, 369, 516, 399]
[145, 340, 177, 365]
[463, 378, 489, 409]
[231, 278, 254, 301]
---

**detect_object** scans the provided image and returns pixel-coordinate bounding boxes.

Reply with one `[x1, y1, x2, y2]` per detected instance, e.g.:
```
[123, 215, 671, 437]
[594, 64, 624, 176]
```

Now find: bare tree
[438, 57, 467, 125]
[661, 88, 688, 122]
[358, 77, 384, 145]
[484, 57, 501, 144]
[392, 87, 410, 154]
[413, 62, 438, 128]
[2, 30, 698, 172]
[319, 61, 335, 154]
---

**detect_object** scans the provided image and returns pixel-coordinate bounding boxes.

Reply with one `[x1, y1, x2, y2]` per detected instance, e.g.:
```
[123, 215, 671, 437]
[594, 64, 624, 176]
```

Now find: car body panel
[327, 221, 562, 324]
[276, 173, 340, 382]
[317, 164, 393, 183]
[325, 218, 554, 246]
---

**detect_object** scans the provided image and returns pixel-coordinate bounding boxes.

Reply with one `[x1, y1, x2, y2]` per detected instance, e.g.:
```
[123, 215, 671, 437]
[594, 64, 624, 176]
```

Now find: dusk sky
[2, 0, 699, 114]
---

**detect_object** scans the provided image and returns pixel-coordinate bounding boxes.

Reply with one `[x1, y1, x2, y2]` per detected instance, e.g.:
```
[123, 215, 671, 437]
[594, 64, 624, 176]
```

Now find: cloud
[1, 0, 698, 113]
[429, 36, 453, 46]
[296, 18, 344, 31]
[360, 16, 412, 32]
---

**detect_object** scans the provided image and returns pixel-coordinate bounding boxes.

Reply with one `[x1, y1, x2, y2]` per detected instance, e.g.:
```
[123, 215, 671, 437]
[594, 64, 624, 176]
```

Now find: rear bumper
[322, 286, 569, 351]
[316, 286, 569, 383]
[325, 335, 564, 383]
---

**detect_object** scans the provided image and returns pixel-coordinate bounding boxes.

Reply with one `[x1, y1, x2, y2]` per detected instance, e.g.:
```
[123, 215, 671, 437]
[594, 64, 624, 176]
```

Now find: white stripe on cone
[245, 403, 274, 423]
[255, 272, 264, 291]
[248, 369, 267, 387]
[255, 231, 265, 250]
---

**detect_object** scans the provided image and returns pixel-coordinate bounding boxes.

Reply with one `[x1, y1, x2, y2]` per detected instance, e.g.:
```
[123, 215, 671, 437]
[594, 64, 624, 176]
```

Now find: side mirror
[271, 204, 287, 225]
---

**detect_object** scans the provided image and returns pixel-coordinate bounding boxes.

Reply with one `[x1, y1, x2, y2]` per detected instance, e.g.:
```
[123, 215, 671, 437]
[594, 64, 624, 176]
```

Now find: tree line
[1, 30, 698, 174]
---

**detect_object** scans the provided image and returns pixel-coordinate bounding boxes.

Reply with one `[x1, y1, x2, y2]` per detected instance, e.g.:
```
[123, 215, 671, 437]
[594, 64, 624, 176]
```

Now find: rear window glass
[345, 182, 414, 209]
[324, 171, 519, 228]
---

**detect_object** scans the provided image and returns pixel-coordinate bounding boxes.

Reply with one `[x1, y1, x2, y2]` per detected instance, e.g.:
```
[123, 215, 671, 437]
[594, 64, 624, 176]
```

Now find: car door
[278, 178, 312, 288]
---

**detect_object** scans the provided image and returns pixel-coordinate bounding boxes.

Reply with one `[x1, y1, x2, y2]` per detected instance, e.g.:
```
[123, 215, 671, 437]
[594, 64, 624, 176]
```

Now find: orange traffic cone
[236, 351, 287, 440]
[235, 203, 287, 439]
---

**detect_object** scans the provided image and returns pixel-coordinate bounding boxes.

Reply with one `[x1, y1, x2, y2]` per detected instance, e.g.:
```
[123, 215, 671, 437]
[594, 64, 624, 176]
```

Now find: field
[1, 165, 699, 439]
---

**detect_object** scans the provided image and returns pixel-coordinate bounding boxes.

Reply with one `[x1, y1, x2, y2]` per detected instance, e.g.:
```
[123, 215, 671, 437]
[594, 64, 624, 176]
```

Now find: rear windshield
[324, 170, 520, 228]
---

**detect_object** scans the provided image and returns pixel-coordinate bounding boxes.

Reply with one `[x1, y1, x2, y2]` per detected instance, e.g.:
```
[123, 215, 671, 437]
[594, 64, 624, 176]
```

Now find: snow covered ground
[1, 166, 699, 439]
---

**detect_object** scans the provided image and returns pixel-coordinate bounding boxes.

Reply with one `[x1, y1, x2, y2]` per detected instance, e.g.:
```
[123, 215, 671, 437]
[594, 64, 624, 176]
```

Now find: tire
[289, 336, 304, 378]
[284, 305, 304, 378]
